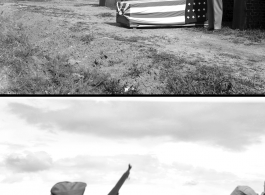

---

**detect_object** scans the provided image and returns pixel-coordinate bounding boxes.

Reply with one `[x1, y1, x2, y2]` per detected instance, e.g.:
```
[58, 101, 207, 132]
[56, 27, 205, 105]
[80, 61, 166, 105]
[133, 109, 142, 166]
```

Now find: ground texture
[0, 0, 265, 94]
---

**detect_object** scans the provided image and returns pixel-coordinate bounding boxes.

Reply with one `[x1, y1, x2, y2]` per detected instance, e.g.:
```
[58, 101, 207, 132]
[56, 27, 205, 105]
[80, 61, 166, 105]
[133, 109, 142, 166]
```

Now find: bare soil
[0, 0, 265, 94]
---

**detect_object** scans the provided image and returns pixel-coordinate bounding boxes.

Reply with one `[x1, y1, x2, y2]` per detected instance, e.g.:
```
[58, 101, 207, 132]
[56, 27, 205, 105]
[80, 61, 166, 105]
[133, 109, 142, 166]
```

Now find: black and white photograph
[0, 98, 265, 195]
[0, 0, 264, 94]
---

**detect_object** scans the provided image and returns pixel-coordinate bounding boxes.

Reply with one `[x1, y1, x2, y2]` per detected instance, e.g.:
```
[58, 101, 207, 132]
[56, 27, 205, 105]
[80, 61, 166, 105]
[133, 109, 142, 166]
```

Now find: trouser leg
[108, 170, 130, 195]
[207, 0, 214, 29]
[213, 0, 223, 29]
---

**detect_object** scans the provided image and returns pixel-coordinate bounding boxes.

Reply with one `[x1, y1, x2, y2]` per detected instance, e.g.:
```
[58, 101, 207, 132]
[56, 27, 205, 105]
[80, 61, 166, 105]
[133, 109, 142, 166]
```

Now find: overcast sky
[0, 98, 265, 195]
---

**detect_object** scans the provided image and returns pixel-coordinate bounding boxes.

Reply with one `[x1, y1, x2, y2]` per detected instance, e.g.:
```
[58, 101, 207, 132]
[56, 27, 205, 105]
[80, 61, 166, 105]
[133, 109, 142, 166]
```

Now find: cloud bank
[7, 101, 265, 151]
[5, 151, 53, 173]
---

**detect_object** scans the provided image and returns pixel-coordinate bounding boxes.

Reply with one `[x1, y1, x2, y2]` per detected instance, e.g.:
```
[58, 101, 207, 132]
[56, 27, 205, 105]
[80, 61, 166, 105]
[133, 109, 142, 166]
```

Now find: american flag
[185, 0, 207, 24]
[117, 0, 208, 27]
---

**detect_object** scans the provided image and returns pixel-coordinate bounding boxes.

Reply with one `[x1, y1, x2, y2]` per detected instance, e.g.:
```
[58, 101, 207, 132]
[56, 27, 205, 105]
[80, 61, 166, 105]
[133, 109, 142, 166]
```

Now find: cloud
[4, 151, 53, 173]
[51, 153, 238, 188]
[171, 161, 239, 183]
[53, 154, 160, 174]
[0, 142, 27, 150]
[49, 154, 163, 184]
[7, 101, 265, 151]
[1, 151, 240, 190]
[1, 174, 24, 183]
[54, 155, 111, 171]
[183, 180, 198, 186]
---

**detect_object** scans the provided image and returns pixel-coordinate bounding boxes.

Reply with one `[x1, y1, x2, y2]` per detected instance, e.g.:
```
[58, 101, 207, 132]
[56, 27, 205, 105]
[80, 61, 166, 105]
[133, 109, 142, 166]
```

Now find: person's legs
[108, 165, 132, 195]
[213, 0, 223, 29]
[207, 0, 214, 30]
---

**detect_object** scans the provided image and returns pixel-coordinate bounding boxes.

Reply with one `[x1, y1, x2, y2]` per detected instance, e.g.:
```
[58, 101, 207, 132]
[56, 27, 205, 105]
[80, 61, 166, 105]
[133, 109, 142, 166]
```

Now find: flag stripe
[128, 5, 185, 14]
[126, 16, 185, 24]
[129, 0, 186, 7]
[125, 0, 183, 3]
[125, 11, 185, 18]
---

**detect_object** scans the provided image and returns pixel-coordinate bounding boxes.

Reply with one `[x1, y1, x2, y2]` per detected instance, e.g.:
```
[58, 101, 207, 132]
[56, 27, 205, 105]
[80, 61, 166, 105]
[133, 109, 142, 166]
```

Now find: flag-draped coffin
[116, 0, 208, 27]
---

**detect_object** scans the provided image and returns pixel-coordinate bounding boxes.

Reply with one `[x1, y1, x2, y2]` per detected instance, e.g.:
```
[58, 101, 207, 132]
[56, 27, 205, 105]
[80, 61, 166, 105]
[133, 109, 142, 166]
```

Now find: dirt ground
[0, 0, 265, 94]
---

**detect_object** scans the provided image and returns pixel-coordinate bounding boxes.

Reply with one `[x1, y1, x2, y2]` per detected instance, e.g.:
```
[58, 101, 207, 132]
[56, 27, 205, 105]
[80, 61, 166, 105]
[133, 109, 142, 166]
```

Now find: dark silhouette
[50, 181, 87, 195]
[50, 164, 132, 195]
[108, 164, 132, 195]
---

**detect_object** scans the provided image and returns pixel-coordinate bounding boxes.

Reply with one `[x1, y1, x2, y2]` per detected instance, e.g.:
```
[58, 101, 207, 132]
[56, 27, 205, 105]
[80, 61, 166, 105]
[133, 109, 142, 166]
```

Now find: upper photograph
[0, 0, 264, 94]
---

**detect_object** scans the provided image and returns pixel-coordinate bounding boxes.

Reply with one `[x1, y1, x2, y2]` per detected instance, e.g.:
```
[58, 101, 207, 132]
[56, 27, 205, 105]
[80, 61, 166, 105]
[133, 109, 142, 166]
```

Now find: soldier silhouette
[50, 164, 132, 195]
[108, 164, 132, 195]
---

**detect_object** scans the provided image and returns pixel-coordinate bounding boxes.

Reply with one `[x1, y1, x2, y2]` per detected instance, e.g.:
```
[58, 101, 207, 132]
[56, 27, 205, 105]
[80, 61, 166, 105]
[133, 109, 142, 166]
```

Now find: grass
[96, 12, 114, 18]
[3, 51, 139, 94]
[68, 21, 92, 32]
[162, 65, 265, 94]
[0, 15, 138, 94]
[80, 34, 95, 44]
[126, 63, 145, 79]
[73, 3, 91, 7]
[150, 51, 265, 95]
[16, 5, 84, 19]
[15, 0, 51, 2]
[188, 22, 265, 44]
[1, 14, 264, 95]
[219, 52, 241, 60]
[112, 35, 147, 43]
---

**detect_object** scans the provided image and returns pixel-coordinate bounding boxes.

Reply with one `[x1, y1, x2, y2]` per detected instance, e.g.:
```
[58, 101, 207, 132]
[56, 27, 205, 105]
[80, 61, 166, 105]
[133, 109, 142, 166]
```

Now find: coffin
[116, 0, 209, 28]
